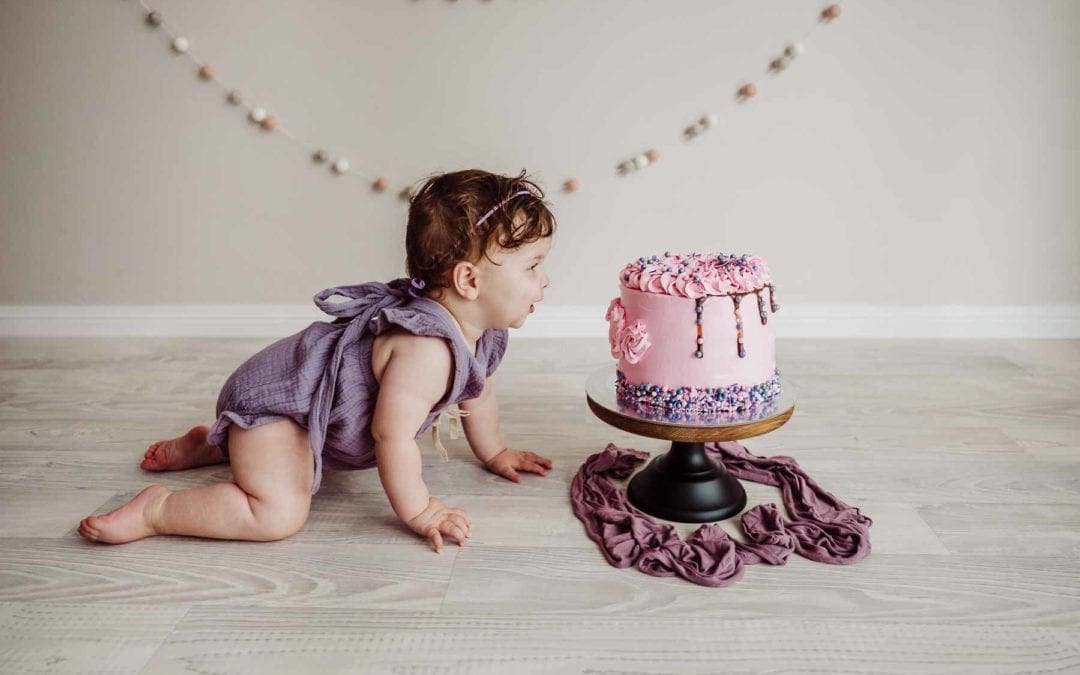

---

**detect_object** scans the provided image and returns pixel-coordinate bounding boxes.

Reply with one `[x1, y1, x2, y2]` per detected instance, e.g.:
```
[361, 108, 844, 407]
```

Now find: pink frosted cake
[606, 252, 780, 414]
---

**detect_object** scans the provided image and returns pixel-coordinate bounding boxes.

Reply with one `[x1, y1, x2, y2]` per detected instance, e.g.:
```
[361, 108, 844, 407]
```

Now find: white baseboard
[0, 304, 1077, 338]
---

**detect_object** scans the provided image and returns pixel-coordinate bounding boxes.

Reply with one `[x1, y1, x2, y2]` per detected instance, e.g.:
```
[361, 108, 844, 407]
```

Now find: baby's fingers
[449, 508, 472, 530]
[440, 520, 469, 547]
[427, 527, 444, 554]
[521, 452, 553, 469]
[448, 512, 471, 537]
[521, 460, 550, 476]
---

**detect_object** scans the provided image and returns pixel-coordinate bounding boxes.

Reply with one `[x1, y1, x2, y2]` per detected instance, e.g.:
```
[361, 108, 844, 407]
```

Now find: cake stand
[585, 365, 796, 523]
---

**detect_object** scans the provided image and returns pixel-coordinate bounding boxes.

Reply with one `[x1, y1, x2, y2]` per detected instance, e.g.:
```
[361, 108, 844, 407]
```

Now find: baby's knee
[249, 492, 311, 541]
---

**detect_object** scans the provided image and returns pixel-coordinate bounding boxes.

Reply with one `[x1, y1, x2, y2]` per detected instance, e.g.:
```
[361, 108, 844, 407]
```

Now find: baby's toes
[141, 445, 166, 470]
[78, 518, 99, 540]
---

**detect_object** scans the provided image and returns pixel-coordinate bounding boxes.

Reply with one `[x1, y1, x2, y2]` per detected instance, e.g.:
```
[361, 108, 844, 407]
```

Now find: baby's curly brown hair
[405, 169, 556, 295]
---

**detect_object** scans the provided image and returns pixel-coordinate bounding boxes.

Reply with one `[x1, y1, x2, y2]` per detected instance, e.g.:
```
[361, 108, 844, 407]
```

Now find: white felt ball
[785, 43, 804, 59]
[700, 114, 719, 129]
[249, 107, 267, 123]
[633, 154, 649, 170]
[171, 37, 189, 53]
[333, 158, 350, 174]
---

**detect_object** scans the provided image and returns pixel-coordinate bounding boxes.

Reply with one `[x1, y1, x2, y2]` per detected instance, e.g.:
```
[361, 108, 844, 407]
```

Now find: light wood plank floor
[1, 336, 1078, 673]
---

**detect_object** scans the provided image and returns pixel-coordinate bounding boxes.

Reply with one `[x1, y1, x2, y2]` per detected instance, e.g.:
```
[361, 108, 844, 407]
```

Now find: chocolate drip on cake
[694, 297, 705, 358]
[756, 290, 768, 325]
[732, 294, 746, 358]
[768, 284, 780, 313]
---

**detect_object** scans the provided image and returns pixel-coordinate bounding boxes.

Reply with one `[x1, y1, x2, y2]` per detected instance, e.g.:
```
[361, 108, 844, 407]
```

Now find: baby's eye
[530, 263, 540, 270]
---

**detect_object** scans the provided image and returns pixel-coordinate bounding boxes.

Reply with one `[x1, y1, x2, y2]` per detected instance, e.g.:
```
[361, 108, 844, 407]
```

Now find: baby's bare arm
[459, 377, 552, 482]
[371, 335, 452, 522]
[458, 378, 506, 464]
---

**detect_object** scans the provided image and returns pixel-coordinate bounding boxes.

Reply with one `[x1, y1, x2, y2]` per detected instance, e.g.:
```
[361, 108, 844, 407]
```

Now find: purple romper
[205, 278, 509, 494]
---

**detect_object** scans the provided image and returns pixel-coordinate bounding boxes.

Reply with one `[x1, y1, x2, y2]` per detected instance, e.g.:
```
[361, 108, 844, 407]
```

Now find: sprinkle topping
[620, 252, 772, 298]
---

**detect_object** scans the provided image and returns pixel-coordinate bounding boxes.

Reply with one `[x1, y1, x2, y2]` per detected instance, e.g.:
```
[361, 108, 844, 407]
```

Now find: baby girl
[78, 169, 555, 553]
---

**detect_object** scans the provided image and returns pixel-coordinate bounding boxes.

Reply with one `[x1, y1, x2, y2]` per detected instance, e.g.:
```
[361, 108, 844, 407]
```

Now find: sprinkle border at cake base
[615, 368, 781, 414]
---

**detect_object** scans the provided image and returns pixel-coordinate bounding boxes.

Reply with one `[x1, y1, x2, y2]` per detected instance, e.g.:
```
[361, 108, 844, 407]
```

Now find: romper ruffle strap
[431, 408, 470, 462]
[307, 278, 415, 492]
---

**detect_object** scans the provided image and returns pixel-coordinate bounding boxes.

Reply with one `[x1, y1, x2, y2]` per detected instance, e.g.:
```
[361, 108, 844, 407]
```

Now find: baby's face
[476, 235, 552, 330]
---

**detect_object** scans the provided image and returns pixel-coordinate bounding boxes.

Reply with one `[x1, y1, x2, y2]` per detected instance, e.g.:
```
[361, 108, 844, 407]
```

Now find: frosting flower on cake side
[619, 252, 772, 298]
[618, 320, 651, 364]
[605, 298, 626, 357]
[605, 298, 651, 364]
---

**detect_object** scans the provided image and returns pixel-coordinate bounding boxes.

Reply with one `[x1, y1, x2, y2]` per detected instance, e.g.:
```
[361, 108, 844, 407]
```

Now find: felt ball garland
[125, 1, 843, 198]
[684, 113, 720, 141]
[658, 3, 842, 185]
[127, 0, 391, 190]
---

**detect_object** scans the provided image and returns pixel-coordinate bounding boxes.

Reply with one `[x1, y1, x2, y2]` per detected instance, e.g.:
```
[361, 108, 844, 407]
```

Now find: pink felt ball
[738, 83, 758, 98]
[822, 4, 842, 20]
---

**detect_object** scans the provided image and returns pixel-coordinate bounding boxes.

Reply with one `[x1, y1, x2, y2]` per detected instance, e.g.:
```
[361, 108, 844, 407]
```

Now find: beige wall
[1, 0, 1077, 307]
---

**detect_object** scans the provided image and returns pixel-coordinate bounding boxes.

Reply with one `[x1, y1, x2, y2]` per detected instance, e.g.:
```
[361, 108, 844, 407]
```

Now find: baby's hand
[483, 448, 553, 483]
[406, 496, 471, 553]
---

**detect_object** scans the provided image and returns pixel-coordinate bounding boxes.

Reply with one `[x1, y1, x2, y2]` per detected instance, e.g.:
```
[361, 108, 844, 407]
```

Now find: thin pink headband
[474, 186, 541, 228]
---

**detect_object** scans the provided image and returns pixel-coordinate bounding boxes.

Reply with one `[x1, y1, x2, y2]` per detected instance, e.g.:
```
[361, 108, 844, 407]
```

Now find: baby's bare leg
[141, 425, 226, 472]
[79, 419, 315, 544]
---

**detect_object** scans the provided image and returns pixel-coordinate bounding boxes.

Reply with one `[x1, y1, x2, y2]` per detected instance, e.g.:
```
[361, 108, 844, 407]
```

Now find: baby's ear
[451, 261, 480, 300]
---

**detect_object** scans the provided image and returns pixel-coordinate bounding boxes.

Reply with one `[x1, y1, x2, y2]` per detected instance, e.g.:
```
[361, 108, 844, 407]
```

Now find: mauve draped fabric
[206, 278, 508, 494]
[570, 442, 872, 587]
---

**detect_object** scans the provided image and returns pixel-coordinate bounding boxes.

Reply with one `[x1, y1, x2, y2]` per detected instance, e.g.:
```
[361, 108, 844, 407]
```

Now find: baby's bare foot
[78, 484, 170, 544]
[141, 425, 224, 472]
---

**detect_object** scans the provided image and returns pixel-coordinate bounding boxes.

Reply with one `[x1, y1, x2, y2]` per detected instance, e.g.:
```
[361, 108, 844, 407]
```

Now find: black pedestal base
[626, 441, 747, 523]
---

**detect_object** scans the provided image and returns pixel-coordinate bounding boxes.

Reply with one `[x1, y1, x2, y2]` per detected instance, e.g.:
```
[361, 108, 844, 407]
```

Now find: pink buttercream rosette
[618, 320, 651, 364]
[605, 298, 651, 364]
[605, 298, 626, 358]
[620, 252, 772, 298]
